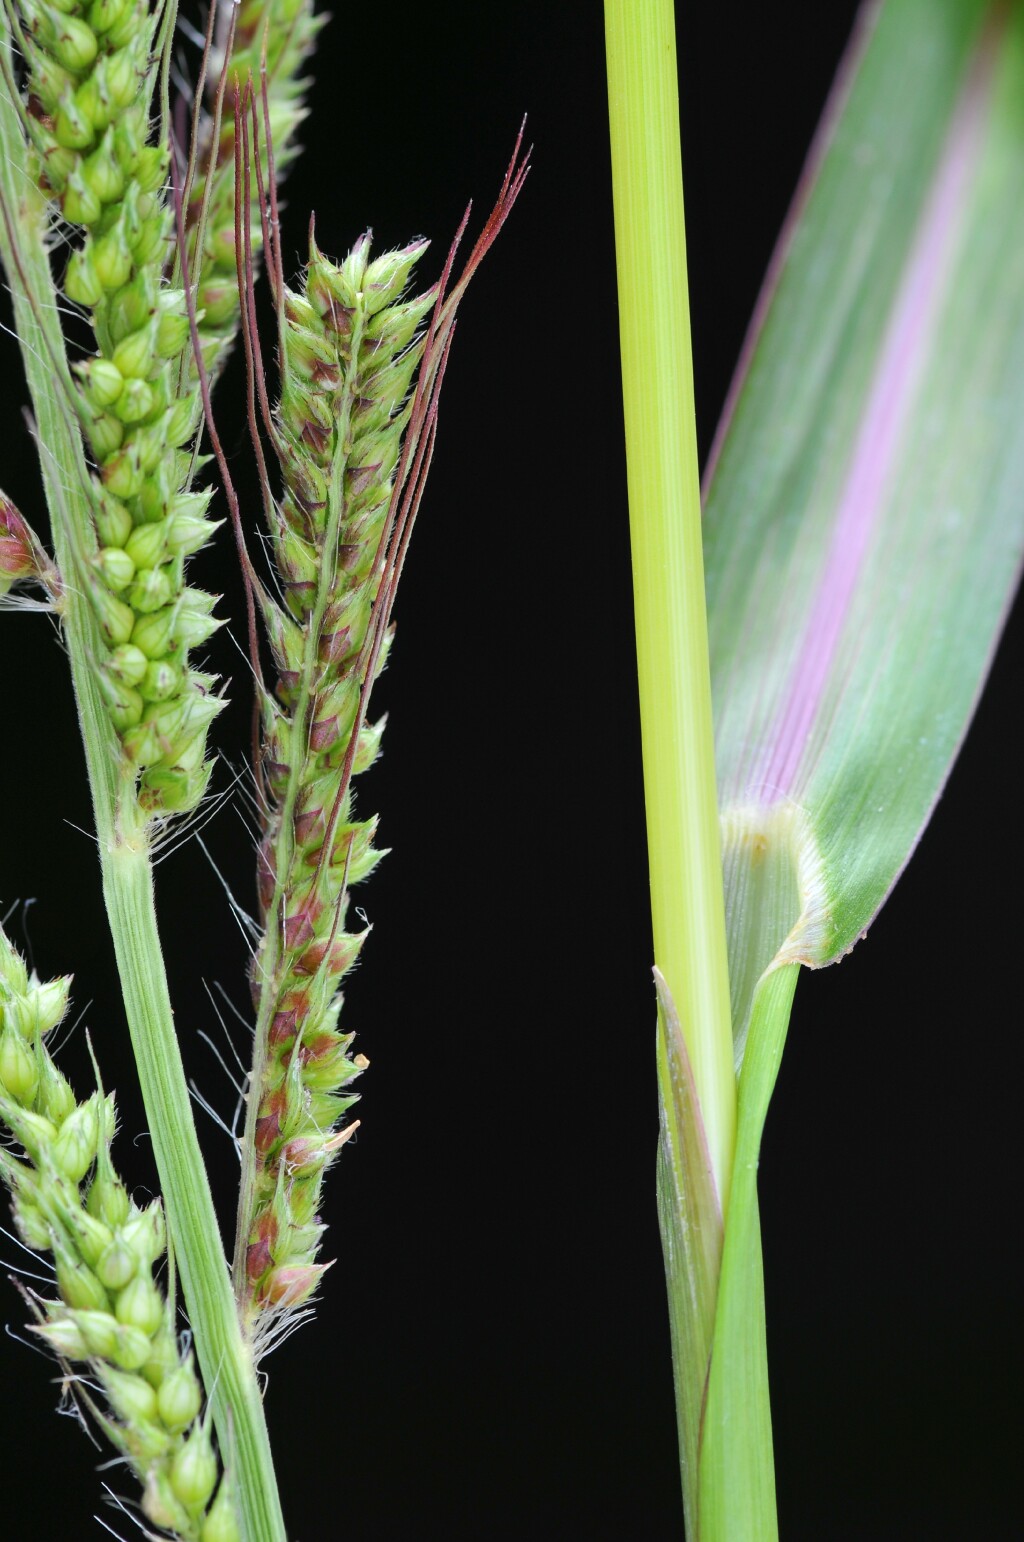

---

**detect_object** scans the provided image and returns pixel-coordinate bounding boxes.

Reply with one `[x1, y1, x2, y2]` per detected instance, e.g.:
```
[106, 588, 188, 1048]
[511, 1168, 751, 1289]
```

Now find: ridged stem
[0, 32, 285, 1542]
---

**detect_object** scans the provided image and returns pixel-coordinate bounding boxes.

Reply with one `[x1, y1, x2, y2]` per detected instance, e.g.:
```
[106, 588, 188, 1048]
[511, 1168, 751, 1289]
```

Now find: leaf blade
[704, 0, 1024, 962]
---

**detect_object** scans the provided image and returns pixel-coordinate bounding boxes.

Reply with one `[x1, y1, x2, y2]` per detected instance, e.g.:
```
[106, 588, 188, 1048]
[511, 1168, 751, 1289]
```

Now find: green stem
[604, 3, 735, 1201]
[0, 39, 285, 1542]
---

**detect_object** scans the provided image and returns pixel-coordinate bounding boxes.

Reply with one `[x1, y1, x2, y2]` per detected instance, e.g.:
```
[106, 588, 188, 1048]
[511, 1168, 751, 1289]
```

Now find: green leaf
[706, 0, 1024, 972]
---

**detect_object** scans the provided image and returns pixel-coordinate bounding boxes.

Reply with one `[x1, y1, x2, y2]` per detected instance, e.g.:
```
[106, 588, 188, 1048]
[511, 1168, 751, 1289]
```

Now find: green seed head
[361, 238, 430, 314]
[155, 306, 191, 359]
[112, 323, 157, 381]
[87, 0, 129, 33]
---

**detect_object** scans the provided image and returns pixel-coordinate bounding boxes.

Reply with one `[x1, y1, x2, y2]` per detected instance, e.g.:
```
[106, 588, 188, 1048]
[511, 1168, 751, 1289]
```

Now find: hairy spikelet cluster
[10, 0, 223, 815]
[237, 233, 435, 1319]
[0, 928, 237, 1541]
[187, 0, 320, 375]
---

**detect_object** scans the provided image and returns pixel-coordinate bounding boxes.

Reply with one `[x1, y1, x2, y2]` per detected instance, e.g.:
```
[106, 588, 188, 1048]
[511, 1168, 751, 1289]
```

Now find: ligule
[0, 925, 237, 1541]
[8, 0, 225, 818]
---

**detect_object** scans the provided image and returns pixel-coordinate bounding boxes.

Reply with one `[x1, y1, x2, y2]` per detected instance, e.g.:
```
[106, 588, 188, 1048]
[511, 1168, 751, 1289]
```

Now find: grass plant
[2, 0, 1021, 1536]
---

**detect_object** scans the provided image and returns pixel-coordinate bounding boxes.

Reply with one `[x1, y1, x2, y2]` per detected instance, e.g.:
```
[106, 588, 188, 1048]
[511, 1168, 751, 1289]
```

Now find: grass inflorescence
[0, 924, 234, 1541]
[229, 113, 529, 1329]
[5, 0, 225, 819]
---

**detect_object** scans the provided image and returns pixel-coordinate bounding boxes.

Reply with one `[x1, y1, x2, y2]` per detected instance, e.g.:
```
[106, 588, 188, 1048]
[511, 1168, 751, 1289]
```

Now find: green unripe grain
[45, 11, 98, 73]
[85, 1170, 131, 1227]
[98, 546, 136, 591]
[171, 1426, 218, 1513]
[128, 565, 173, 614]
[0, 1026, 39, 1103]
[52, 1098, 100, 1182]
[157, 1363, 202, 1432]
[56, 1251, 110, 1312]
[96, 1236, 138, 1291]
[102, 1366, 159, 1426]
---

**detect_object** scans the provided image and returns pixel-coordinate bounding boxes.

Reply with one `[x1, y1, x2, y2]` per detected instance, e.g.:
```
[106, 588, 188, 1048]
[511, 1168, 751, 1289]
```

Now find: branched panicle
[184, 0, 320, 376]
[235, 132, 530, 1329]
[0, 925, 238, 1542]
[7, 0, 225, 818]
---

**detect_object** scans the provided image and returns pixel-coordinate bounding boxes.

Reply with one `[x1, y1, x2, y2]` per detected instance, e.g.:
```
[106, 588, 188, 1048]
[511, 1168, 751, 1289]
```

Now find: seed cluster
[0, 927, 236, 1541]
[187, 0, 321, 376]
[15, 0, 223, 816]
[240, 233, 435, 1317]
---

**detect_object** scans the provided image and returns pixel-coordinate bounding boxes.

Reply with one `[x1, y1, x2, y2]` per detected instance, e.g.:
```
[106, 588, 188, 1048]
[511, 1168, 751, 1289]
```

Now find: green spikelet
[7, 0, 224, 817]
[0, 923, 235, 1541]
[186, 0, 321, 376]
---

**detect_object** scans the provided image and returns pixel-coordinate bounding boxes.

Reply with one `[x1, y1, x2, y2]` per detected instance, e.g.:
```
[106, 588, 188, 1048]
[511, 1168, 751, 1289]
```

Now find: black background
[2, 3, 1021, 1539]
